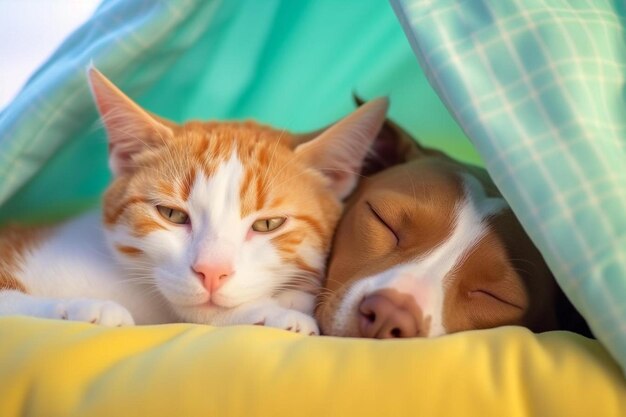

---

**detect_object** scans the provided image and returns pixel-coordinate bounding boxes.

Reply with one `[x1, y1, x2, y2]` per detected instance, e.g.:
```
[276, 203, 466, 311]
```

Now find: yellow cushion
[1, 317, 624, 417]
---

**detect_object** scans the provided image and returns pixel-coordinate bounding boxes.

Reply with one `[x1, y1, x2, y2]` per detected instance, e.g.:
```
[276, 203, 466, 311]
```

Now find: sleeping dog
[316, 104, 590, 338]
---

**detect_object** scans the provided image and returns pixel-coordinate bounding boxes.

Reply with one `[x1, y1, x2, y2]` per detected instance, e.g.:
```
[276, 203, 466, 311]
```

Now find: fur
[0, 68, 388, 334]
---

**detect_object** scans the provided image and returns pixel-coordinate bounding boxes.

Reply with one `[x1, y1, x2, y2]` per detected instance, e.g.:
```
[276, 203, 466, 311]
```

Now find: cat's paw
[48, 299, 135, 327]
[261, 308, 320, 336]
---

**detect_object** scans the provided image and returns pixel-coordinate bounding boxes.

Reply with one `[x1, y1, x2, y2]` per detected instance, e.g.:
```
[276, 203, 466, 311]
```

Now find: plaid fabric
[392, 0, 626, 374]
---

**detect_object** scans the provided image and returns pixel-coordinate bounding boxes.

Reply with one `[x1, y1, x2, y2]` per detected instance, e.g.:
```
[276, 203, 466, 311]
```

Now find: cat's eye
[251, 217, 287, 233]
[156, 205, 190, 225]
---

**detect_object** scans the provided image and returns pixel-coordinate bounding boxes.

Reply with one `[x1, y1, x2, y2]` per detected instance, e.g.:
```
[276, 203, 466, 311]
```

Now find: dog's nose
[358, 292, 421, 338]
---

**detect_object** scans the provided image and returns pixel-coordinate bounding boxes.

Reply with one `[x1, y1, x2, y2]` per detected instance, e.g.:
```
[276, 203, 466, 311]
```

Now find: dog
[315, 103, 590, 339]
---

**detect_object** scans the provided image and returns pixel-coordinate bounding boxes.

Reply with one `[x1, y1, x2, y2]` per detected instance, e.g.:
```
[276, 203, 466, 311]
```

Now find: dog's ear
[352, 94, 432, 176]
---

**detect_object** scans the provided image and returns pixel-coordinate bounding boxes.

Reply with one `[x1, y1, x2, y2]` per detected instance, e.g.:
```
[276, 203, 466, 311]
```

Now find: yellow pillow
[1, 317, 624, 417]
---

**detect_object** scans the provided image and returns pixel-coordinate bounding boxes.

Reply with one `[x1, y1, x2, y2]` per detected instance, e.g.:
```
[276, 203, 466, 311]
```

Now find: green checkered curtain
[392, 0, 626, 374]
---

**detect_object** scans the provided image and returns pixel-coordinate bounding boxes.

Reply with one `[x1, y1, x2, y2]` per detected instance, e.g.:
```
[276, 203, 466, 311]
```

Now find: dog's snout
[358, 291, 422, 339]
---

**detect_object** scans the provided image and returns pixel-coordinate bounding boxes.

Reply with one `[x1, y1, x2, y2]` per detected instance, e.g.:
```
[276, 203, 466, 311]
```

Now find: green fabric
[0, 0, 477, 225]
[392, 0, 626, 374]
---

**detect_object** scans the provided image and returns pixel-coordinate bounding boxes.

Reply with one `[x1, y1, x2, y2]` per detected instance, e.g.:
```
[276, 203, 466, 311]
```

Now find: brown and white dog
[316, 104, 590, 339]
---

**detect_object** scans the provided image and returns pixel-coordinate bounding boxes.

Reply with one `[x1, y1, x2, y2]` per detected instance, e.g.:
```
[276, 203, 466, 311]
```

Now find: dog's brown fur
[316, 102, 590, 338]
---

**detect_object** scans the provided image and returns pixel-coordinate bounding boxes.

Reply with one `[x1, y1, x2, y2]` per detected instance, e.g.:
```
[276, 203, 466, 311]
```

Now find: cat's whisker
[322, 276, 348, 288]
[317, 286, 336, 296]
[272, 279, 319, 286]
[272, 282, 316, 289]
[268, 276, 318, 282]
[122, 271, 153, 277]
[118, 271, 152, 279]
[314, 288, 338, 306]
[121, 264, 154, 271]
[116, 276, 169, 304]
[266, 271, 321, 282]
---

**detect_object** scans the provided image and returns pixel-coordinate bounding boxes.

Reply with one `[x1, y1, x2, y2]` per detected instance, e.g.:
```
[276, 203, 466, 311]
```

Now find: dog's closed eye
[468, 289, 524, 310]
[367, 202, 399, 246]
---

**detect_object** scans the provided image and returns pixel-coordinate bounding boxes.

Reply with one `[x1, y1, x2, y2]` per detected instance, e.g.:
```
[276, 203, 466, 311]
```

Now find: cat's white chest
[18, 210, 176, 324]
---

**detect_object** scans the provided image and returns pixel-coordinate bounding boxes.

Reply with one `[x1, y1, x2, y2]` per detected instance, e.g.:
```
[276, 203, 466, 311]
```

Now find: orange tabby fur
[0, 226, 47, 292]
[0, 68, 388, 331]
[105, 120, 339, 286]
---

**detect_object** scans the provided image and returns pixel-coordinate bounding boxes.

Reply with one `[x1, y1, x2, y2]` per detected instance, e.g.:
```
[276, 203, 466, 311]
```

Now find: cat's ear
[87, 66, 173, 176]
[294, 97, 388, 199]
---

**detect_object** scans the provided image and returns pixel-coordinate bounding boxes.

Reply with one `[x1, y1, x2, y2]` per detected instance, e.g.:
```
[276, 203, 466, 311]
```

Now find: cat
[0, 67, 388, 335]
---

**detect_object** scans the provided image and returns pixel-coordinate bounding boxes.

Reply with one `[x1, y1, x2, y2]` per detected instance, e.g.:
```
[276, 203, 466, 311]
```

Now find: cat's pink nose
[193, 263, 234, 292]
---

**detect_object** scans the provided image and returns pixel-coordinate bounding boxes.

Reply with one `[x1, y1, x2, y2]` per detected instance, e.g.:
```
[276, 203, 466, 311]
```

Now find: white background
[0, 0, 100, 110]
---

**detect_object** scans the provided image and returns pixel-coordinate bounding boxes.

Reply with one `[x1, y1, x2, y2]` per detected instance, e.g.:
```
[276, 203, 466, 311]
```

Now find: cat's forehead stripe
[237, 140, 289, 218]
[255, 175, 267, 212]
[180, 167, 197, 201]
[238, 164, 268, 216]
[145, 124, 298, 217]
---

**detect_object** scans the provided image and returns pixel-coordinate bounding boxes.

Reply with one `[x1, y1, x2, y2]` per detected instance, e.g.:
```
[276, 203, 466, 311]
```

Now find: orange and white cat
[0, 68, 388, 334]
